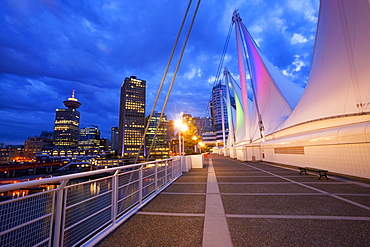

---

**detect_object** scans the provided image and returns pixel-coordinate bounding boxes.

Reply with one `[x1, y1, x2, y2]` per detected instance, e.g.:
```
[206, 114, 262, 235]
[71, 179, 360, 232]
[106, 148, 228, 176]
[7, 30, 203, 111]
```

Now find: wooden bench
[298, 167, 329, 180]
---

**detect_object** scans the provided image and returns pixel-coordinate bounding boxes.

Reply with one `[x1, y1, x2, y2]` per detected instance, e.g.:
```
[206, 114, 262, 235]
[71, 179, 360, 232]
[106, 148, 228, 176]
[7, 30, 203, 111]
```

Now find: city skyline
[0, 0, 319, 145]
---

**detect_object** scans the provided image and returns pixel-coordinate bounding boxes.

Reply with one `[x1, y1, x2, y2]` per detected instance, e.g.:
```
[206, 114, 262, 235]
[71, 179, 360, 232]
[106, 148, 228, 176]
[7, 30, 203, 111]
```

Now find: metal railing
[0, 157, 182, 247]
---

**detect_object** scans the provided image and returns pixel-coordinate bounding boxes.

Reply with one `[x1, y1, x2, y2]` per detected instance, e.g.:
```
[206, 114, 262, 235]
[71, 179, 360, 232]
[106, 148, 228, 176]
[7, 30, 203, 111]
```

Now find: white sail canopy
[281, 0, 370, 129]
[240, 23, 304, 136]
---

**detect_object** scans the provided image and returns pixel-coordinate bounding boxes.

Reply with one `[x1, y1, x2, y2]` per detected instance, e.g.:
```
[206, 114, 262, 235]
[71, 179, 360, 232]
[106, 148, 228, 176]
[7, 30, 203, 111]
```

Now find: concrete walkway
[97, 154, 370, 246]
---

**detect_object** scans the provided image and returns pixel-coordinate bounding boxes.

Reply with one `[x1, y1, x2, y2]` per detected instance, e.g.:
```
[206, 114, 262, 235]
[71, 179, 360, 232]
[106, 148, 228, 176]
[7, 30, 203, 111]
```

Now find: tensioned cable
[237, 18, 265, 138]
[134, 0, 193, 163]
[212, 21, 234, 89]
[201, 20, 234, 134]
[146, 0, 202, 161]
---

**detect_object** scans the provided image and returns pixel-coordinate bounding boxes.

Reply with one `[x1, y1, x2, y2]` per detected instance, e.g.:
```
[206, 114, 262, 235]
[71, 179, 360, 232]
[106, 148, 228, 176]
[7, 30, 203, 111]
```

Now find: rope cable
[134, 0, 193, 163]
[201, 20, 234, 135]
[146, 0, 202, 160]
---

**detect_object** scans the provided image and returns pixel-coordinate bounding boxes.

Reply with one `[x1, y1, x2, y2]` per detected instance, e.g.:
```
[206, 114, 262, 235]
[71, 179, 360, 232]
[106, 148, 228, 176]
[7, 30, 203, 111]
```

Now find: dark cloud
[0, 0, 319, 145]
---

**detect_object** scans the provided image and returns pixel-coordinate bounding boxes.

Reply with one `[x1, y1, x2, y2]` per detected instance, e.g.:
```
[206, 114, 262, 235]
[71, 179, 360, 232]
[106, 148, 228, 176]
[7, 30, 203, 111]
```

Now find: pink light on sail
[240, 21, 303, 136]
[233, 10, 250, 141]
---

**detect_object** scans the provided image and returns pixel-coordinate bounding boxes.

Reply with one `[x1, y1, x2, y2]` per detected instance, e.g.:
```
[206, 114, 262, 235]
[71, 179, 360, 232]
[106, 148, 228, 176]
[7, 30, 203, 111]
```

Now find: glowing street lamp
[192, 136, 198, 152]
[198, 142, 205, 153]
[175, 120, 188, 156]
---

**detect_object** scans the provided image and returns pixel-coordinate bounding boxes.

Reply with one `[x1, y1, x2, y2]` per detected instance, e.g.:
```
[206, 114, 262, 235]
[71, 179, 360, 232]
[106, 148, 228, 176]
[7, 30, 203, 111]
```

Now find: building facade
[146, 112, 170, 159]
[118, 76, 146, 158]
[53, 91, 81, 148]
[0, 146, 23, 164]
[210, 84, 229, 145]
[111, 127, 119, 151]
[24, 136, 53, 161]
[78, 126, 100, 149]
[199, 117, 216, 146]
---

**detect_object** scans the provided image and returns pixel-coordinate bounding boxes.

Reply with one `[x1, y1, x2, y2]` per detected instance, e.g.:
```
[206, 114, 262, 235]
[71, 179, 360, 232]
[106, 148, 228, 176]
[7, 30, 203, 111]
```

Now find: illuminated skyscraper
[53, 90, 81, 148]
[78, 125, 100, 149]
[111, 127, 119, 151]
[118, 76, 146, 158]
[146, 112, 170, 159]
[210, 84, 229, 145]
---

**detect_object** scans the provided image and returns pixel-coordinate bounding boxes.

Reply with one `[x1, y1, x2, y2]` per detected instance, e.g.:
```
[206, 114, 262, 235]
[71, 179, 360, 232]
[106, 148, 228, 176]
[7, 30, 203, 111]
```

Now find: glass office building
[118, 76, 146, 158]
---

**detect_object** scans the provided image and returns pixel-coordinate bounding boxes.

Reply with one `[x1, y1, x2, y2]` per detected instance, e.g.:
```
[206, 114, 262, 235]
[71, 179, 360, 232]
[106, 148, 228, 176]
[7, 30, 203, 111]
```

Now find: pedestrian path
[97, 154, 370, 246]
[202, 158, 232, 247]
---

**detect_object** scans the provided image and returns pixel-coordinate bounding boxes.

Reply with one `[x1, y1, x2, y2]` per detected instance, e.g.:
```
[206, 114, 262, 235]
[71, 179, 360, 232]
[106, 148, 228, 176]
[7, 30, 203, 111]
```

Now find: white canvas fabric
[238, 23, 303, 137]
[281, 0, 370, 129]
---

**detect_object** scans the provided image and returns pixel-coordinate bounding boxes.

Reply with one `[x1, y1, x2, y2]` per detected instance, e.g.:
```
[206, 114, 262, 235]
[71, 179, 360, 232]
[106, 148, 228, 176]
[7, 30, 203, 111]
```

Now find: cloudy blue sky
[0, 0, 319, 145]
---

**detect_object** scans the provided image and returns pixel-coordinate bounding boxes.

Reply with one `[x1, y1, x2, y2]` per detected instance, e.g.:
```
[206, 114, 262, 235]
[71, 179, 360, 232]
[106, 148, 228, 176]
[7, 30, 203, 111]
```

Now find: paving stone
[182, 172, 208, 177]
[305, 184, 370, 194]
[216, 172, 268, 177]
[219, 183, 317, 193]
[227, 218, 370, 247]
[140, 194, 206, 213]
[97, 215, 204, 247]
[287, 176, 335, 182]
[337, 195, 370, 207]
[222, 195, 370, 216]
[217, 176, 287, 183]
[175, 176, 208, 182]
[97, 154, 370, 246]
[163, 184, 206, 193]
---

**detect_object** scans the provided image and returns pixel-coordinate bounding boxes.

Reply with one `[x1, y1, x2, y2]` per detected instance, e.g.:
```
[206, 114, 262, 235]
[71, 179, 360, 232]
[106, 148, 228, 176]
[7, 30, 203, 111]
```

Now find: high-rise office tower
[146, 112, 170, 159]
[118, 76, 146, 158]
[111, 127, 119, 151]
[166, 120, 175, 140]
[200, 117, 216, 145]
[53, 90, 81, 148]
[210, 83, 229, 145]
[78, 125, 100, 149]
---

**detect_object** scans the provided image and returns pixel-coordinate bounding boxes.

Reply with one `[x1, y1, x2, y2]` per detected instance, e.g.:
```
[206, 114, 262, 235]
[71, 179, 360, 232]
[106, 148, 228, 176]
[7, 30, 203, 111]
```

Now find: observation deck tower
[63, 90, 81, 109]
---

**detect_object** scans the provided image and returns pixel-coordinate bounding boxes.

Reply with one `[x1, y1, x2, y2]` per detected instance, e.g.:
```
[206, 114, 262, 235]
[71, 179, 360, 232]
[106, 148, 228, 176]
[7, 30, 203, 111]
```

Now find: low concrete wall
[260, 120, 370, 179]
[181, 156, 192, 172]
[191, 154, 204, 168]
[230, 146, 237, 159]
[236, 146, 246, 161]
[181, 154, 204, 171]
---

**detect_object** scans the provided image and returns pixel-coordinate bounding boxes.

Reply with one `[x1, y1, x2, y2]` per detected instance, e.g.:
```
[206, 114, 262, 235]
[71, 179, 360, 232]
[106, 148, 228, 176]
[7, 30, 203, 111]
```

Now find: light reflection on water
[0, 184, 59, 200]
[1, 165, 159, 201]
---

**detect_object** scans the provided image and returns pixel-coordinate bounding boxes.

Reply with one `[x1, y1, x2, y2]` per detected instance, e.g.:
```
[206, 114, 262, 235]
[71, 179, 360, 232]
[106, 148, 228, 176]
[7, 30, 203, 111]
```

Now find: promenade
[97, 154, 370, 246]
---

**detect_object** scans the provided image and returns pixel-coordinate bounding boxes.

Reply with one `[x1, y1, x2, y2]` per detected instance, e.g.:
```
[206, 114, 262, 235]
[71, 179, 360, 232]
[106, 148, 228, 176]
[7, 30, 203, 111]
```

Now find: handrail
[0, 157, 182, 247]
[0, 158, 174, 192]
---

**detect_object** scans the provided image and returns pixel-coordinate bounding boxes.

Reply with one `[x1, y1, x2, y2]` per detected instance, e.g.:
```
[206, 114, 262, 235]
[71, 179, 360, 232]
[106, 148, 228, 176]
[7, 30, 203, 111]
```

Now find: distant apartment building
[0, 146, 23, 164]
[146, 112, 170, 159]
[53, 91, 81, 148]
[23, 136, 53, 161]
[118, 76, 146, 158]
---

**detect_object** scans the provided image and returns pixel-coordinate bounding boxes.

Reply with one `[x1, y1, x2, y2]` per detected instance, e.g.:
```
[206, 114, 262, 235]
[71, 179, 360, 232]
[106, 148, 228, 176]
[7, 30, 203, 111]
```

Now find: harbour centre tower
[53, 90, 82, 148]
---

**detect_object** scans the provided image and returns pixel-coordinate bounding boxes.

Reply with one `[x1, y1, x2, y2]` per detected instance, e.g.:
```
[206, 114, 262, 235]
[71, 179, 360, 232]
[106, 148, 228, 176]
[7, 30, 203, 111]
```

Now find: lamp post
[198, 142, 205, 153]
[175, 119, 188, 156]
[192, 136, 198, 152]
[178, 133, 182, 156]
